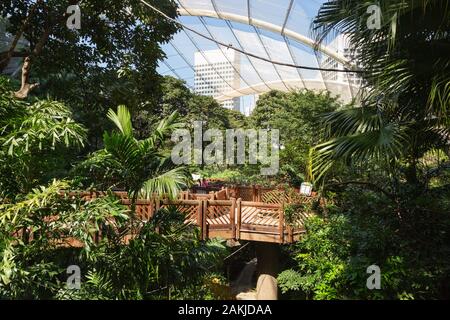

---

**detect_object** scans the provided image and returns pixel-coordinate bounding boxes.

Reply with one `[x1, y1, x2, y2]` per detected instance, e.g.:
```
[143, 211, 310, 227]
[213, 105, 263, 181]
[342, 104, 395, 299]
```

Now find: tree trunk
[14, 56, 39, 99]
[255, 242, 279, 300]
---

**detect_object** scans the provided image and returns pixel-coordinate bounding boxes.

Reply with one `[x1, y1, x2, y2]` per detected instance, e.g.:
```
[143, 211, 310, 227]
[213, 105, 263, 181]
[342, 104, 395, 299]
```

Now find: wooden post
[202, 200, 208, 240]
[252, 185, 256, 202]
[149, 199, 153, 219]
[236, 198, 242, 240]
[287, 225, 293, 243]
[278, 205, 284, 244]
[149, 197, 154, 218]
[197, 199, 203, 239]
[230, 197, 236, 239]
[255, 243, 279, 300]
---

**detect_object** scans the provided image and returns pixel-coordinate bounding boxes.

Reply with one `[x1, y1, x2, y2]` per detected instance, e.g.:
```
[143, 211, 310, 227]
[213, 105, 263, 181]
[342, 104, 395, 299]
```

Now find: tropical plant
[249, 89, 342, 185]
[0, 76, 86, 199]
[278, 185, 450, 300]
[309, 0, 450, 184]
[0, 179, 227, 300]
[0, 180, 130, 299]
[75, 105, 189, 205]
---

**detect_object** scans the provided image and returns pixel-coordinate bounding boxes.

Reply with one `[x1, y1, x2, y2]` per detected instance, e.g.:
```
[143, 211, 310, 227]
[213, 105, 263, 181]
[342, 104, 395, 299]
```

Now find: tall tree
[0, 0, 178, 99]
[250, 90, 341, 184]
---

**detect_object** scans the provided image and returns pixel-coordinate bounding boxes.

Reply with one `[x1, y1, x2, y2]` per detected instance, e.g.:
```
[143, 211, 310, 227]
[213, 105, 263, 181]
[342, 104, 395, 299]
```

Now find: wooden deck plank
[56, 187, 316, 245]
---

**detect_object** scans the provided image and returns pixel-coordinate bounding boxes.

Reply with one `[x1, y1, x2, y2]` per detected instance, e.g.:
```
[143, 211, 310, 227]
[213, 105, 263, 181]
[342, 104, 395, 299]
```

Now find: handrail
[56, 186, 317, 244]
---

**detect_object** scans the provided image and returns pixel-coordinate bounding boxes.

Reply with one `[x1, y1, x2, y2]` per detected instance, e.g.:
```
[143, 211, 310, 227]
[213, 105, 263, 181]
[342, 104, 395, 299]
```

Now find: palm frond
[103, 131, 141, 172]
[313, 0, 450, 116]
[107, 105, 133, 137]
[140, 111, 183, 150]
[321, 107, 383, 138]
[140, 167, 188, 200]
[309, 110, 407, 182]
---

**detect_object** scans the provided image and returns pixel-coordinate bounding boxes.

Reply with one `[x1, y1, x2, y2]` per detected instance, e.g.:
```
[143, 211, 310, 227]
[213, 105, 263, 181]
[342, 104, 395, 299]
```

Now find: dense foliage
[0, 76, 86, 199]
[278, 186, 450, 300]
[310, 0, 450, 183]
[1, 0, 449, 301]
[0, 181, 227, 299]
[0, 75, 227, 300]
[277, 0, 450, 300]
[74, 105, 188, 202]
[250, 90, 342, 186]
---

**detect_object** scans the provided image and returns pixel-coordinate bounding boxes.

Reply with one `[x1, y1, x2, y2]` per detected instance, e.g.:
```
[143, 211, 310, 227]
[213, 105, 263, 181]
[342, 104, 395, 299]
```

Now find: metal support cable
[170, 41, 232, 98]
[210, 0, 222, 19]
[176, 0, 261, 100]
[281, 0, 294, 35]
[283, 36, 306, 88]
[181, 28, 246, 96]
[247, 0, 252, 25]
[139, 0, 363, 74]
[280, 2, 306, 90]
[225, 20, 272, 91]
[314, 51, 331, 92]
[161, 60, 195, 91]
[211, 0, 272, 93]
[254, 26, 290, 91]
[179, 0, 249, 97]
[178, 0, 261, 97]
[198, 17, 261, 94]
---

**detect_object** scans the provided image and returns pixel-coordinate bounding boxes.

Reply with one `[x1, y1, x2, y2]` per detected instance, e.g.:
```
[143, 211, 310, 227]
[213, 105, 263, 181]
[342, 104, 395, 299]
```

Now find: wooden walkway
[122, 186, 316, 244]
[62, 186, 316, 244]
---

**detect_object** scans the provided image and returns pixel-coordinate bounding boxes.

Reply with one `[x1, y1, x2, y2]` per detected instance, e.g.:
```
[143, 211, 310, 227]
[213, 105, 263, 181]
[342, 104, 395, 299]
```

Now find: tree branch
[13, 24, 51, 99]
[14, 57, 39, 99]
[13, 0, 81, 99]
[0, 0, 43, 72]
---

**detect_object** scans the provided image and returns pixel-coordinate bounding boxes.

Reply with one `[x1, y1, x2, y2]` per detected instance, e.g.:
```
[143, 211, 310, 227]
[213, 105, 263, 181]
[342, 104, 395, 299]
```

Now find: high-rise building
[194, 48, 241, 112]
[321, 34, 363, 86]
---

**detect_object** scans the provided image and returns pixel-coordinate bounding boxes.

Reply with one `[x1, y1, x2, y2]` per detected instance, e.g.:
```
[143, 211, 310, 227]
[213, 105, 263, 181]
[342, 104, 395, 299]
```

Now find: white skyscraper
[194, 48, 241, 112]
[321, 34, 363, 86]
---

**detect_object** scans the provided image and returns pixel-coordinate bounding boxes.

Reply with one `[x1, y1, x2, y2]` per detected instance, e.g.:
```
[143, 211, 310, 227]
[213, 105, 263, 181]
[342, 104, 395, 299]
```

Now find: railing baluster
[202, 200, 208, 240]
[236, 198, 242, 240]
[279, 205, 284, 243]
[197, 199, 203, 239]
[230, 197, 236, 239]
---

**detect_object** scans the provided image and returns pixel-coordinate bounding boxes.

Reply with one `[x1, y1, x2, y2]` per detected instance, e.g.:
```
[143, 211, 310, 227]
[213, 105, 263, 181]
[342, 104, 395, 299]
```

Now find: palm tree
[309, 0, 450, 184]
[78, 105, 189, 207]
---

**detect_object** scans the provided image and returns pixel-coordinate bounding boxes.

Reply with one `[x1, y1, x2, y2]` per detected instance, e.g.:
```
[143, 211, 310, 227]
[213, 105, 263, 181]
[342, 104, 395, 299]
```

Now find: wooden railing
[61, 186, 316, 244]
[129, 197, 306, 244]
